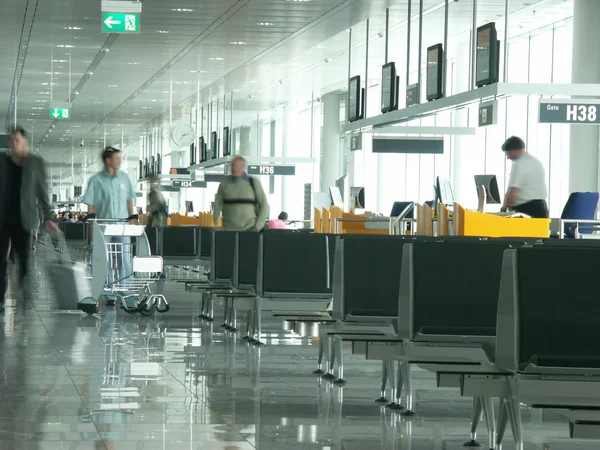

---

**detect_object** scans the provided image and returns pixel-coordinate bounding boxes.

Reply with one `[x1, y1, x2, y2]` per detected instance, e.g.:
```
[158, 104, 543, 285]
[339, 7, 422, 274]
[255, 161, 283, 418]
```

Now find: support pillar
[321, 93, 342, 192]
[570, 0, 600, 193]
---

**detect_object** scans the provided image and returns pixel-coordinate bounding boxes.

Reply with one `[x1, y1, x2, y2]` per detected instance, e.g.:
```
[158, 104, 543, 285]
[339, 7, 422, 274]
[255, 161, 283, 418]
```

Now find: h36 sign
[539, 99, 600, 124]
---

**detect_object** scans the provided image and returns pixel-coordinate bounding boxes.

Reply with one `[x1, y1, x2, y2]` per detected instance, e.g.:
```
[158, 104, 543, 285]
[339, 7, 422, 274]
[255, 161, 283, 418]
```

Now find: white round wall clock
[171, 124, 196, 148]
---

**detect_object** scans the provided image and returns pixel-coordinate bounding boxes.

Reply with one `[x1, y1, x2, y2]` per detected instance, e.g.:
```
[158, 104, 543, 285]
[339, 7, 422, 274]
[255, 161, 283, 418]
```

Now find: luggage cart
[81, 219, 169, 316]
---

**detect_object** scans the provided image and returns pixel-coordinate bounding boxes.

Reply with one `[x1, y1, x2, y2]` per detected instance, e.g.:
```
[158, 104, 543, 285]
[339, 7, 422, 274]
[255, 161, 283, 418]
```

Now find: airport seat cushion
[411, 242, 512, 338]
[342, 236, 407, 319]
[261, 233, 329, 294]
[517, 247, 600, 370]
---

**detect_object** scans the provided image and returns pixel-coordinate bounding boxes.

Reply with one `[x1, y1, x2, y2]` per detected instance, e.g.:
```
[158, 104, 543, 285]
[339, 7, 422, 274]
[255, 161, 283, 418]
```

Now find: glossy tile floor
[0, 247, 593, 449]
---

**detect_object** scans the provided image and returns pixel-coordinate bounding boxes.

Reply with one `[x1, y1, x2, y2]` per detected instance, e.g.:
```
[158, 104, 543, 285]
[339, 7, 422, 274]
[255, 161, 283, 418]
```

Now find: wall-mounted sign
[478, 100, 497, 127]
[539, 99, 600, 124]
[406, 83, 420, 107]
[247, 165, 296, 176]
[350, 133, 362, 151]
[173, 180, 207, 189]
[372, 137, 444, 154]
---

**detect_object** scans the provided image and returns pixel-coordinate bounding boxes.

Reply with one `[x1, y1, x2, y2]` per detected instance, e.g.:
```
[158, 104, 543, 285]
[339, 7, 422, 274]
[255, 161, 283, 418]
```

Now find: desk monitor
[329, 186, 343, 208]
[474, 174, 501, 211]
[435, 176, 454, 206]
[350, 186, 365, 209]
[185, 201, 194, 214]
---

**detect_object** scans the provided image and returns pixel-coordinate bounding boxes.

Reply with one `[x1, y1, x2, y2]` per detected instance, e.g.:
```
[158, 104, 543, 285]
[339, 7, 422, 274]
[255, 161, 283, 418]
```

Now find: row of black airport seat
[191, 228, 600, 447]
[325, 235, 600, 448]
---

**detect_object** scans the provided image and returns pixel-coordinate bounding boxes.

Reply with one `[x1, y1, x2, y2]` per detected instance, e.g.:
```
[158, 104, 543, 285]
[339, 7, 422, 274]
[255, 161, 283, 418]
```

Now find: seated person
[267, 212, 288, 229]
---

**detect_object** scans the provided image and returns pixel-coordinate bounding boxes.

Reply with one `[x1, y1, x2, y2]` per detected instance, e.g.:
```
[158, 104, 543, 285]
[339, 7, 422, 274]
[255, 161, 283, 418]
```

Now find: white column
[570, 0, 600, 193]
[281, 107, 294, 214]
[321, 92, 342, 192]
[451, 41, 477, 205]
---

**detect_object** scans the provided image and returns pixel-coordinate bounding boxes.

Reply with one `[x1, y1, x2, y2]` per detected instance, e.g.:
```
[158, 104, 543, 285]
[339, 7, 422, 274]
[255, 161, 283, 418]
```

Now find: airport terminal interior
[3, 0, 600, 448]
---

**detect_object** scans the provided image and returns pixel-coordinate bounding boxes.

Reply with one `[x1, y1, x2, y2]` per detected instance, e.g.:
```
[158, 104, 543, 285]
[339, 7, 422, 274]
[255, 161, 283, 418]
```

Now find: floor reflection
[0, 252, 594, 449]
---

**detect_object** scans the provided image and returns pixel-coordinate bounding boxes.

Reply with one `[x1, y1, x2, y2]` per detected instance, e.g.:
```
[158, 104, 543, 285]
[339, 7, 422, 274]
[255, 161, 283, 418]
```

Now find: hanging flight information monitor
[189, 143, 196, 166]
[476, 22, 500, 87]
[211, 132, 218, 160]
[426, 44, 444, 101]
[199, 136, 207, 163]
[381, 62, 399, 113]
[348, 76, 362, 122]
[222, 127, 231, 157]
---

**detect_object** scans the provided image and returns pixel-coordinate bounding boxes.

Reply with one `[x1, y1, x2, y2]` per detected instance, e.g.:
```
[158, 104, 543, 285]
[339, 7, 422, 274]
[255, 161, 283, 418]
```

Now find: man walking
[0, 126, 56, 312]
[213, 156, 269, 231]
[83, 147, 136, 305]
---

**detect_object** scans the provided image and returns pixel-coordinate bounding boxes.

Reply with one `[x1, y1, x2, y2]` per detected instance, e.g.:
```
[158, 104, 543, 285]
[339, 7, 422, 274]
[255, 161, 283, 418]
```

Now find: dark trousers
[513, 200, 549, 219]
[1, 221, 30, 305]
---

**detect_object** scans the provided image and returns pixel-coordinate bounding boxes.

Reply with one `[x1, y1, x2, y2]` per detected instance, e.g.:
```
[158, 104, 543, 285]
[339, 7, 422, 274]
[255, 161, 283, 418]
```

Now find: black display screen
[222, 127, 230, 157]
[477, 28, 491, 80]
[348, 76, 361, 122]
[426, 44, 443, 101]
[476, 22, 498, 86]
[381, 62, 397, 113]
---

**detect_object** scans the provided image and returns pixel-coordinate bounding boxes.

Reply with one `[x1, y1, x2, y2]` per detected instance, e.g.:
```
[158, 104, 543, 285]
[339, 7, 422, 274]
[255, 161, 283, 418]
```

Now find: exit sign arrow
[104, 16, 121, 29]
[52, 109, 60, 118]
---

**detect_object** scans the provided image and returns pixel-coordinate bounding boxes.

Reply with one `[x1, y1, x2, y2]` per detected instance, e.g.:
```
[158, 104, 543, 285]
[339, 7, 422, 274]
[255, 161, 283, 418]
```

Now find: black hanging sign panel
[478, 101, 498, 127]
[539, 99, 600, 124]
[247, 165, 296, 176]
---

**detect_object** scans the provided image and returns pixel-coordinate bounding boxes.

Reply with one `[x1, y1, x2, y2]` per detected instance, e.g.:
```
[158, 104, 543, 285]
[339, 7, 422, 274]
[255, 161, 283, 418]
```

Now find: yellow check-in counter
[453, 203, 550, 238]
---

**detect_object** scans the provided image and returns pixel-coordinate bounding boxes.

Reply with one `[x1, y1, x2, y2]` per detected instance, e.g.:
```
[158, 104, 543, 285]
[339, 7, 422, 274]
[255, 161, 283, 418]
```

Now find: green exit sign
[50, 107, 71, 120]
[102, 12, 140, 33]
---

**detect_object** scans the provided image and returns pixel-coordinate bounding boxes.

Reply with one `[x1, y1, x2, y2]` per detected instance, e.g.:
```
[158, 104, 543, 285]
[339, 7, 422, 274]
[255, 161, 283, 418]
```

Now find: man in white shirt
[501, 136, 549, 218]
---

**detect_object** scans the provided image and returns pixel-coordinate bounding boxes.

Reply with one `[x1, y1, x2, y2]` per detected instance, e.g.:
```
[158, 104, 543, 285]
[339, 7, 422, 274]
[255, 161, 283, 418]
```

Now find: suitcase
[45, 233, 97, 314]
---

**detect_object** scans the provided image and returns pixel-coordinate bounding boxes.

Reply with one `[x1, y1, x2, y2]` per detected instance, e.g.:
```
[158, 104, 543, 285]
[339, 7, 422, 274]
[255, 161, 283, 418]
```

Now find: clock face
[74, 175, 84, 186]
[172, 124, 195, 147]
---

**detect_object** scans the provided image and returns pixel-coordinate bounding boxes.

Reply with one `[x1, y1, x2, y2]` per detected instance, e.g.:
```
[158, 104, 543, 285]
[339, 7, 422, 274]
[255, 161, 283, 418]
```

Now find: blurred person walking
[0, 126, 56, 312]
[213, 156, 269, 231]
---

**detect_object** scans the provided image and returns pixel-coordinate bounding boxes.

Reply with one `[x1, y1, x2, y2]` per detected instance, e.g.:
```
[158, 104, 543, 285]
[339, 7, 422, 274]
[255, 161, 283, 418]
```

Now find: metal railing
[558, 219, 600, 239]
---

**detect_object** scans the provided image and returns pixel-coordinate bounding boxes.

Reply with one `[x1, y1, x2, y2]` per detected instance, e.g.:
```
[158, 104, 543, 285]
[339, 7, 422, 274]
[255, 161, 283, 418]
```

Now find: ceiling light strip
[5, 0, 40, 130]
[81, 0, 250, 146]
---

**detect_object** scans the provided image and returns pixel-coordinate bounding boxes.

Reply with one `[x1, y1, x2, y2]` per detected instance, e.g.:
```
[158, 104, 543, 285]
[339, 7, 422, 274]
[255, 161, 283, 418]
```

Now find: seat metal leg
[507, 396, 523, 450]
[375, 361, 389, 403]
[390, 361, 406, 410]
[482, 397, 496, 450]
[496, 398, 509, 450]
[314, 328, 326, 374]
[333, 336, 346, 385]
[323, 336, 336, 380]
[222, 300, 230, 328]
[401, 363, 416, 416]
[253, 297, 263, 345]
[465, 397, 483, 447]
[385, 360, 397, 409]
[230, 308, 237, 331]
[243, 310, 252, 340]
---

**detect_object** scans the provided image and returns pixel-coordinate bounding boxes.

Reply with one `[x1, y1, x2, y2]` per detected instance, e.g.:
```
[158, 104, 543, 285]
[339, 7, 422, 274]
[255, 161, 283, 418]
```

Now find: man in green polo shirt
[83, 147, 136, 306]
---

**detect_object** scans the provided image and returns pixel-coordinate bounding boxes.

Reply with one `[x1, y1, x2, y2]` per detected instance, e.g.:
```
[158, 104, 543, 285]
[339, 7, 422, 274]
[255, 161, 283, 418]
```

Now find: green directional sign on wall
[102, 12, 140, 33]
[50, 107, 71, 120]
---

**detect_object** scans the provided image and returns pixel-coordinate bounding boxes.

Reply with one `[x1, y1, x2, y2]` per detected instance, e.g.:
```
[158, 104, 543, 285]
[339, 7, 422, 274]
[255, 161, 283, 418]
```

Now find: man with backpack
[213, 156, 269, 231]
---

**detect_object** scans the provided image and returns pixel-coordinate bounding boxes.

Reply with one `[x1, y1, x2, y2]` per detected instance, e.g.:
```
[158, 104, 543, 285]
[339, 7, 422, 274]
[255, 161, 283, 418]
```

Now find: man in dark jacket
[0, 126, 56, 311]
